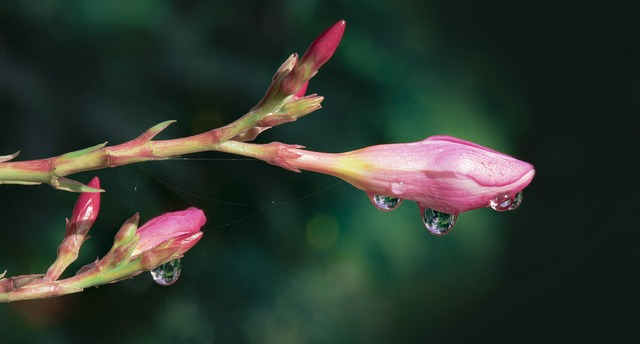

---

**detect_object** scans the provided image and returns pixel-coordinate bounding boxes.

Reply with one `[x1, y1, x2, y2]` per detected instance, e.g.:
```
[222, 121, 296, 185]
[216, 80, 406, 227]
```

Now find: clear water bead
[150, 258, 182, 286]
[422, 208, 457, 236]
[490, 191, 524, 212]
[370, 194, 403, 211]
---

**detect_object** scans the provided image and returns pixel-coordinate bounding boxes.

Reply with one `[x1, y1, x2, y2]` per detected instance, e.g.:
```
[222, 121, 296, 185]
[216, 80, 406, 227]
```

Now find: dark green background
[1, 1, 636, 343]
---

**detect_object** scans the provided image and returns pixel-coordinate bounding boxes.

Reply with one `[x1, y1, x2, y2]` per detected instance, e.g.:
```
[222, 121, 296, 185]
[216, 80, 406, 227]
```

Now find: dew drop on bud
[422, 208, 457, 236]
[369, 194, 403, 211]
[150, 258, 182, 286]
[490, 191, 524, 212]
[510, 191, 523, 210]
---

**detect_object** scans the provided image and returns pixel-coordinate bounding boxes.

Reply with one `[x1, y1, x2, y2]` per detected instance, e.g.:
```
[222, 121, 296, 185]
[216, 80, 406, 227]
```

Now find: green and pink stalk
[0, 20, 345, 303]
[214, 136, 535, 215]
[1, 19, 536, 302]
[0, 21, 346, 193]
[0, 207, 205, 302]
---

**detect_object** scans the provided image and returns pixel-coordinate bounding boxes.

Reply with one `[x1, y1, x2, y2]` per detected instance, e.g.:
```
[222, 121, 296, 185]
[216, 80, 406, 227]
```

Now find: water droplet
[510, 191, 523, 210]
[370, 194, 403, 211]
[150, 258, 181, 286]
[422, 208, 457, 236]
[490, 191, 524, 212]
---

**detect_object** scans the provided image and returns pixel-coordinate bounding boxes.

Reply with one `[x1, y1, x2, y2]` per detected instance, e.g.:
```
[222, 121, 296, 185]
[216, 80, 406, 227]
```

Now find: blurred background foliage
[0, 0, 637, 343]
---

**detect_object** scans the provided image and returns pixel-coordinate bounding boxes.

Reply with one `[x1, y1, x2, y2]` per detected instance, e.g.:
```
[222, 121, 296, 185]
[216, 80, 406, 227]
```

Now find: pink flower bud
[299, 20, 346, 73]
[286, 135, 535, 214]
[256, 21, 344, 105]
[69, 176, 101, 234]
[131, 207, 206, 260]
[46, 176, 101, 280]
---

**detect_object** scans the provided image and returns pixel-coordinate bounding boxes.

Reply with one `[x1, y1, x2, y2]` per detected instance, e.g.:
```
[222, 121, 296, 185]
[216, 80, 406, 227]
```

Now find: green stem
[0, 102, 281, 192]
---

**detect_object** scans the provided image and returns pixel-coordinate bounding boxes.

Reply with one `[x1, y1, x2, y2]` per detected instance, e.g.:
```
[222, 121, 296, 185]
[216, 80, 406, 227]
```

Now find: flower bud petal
[299, 20, 346, 73]
[70, 176, 101, 234]
[139, 232, 203, 270]
[288, 135, 535, 214]
[132, 207, 206, 256]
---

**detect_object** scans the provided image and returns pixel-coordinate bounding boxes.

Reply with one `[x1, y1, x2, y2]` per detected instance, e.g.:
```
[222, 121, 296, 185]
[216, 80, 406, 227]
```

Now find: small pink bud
[46, 176, 101, 280]
[69, 176, 101, 234]
[256, 21, 344, 105]
[299, 20, 346, 73]
[131, 207, 206, 265]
